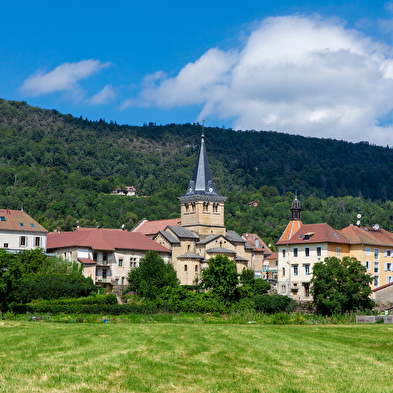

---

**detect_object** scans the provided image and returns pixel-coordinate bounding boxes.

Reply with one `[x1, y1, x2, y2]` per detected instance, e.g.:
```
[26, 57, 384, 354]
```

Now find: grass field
[1, 320, 393, 392]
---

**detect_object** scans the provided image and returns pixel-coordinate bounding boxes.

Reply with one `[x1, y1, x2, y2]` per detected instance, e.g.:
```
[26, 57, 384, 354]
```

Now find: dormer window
[0, 217, 6, 221]
[20, 223, 24, 227]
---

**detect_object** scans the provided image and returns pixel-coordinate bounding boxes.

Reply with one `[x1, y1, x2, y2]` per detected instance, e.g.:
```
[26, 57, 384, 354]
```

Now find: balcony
[96, 277, 116, 285]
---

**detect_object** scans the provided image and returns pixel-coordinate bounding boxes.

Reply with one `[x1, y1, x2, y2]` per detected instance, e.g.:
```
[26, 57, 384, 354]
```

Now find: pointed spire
[179, 125, 225, 201]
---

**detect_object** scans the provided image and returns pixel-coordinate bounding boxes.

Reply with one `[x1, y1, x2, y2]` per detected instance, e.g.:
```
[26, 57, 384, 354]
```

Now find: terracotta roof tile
[0, 209, 47, 233]
[132, 218, 181, 236]
[341, 225, 393, 246]
[242, 233, 273, 255]
[276, 223, 350, 245]
[278, 220, 302, 242]
[47, 228, 170, 253]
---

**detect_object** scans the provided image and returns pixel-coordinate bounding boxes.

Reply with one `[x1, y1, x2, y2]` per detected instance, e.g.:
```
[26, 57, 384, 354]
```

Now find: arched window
[184, 264, 188, 272]
[195, 265, 198, 272]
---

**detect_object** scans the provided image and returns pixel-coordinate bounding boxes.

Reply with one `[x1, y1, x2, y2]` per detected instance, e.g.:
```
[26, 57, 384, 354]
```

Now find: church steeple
[290, 195, 301, 221]
[180, 133, 224, 198]
[179, 128, 226, 236]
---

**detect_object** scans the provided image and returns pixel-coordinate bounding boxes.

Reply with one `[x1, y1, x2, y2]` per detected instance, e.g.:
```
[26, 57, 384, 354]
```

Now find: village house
[242, 233, 273, 279]
[47, 227, 171, 289]
[276, 197, 393, 300]
[0, 208, 48, 253]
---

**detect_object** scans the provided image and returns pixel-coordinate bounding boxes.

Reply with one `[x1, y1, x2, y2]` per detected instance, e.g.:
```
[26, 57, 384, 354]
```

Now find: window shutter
[385, 263, 388, 271]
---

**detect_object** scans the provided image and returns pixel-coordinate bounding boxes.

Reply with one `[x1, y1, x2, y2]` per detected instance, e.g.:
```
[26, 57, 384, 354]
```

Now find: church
[134, 132, 253, 285]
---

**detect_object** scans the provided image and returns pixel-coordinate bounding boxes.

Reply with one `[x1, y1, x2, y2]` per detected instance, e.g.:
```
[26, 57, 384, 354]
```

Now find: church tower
[178, 131, 227, 237]
[290, 195, 302, 221]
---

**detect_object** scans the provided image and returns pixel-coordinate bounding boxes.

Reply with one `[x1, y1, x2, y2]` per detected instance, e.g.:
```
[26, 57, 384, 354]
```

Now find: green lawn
[0, 321, 392, 392]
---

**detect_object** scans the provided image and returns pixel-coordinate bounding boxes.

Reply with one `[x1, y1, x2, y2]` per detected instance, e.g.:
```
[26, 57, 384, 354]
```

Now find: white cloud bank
[21, 60, 111, 98]
[127, 15, 393, 145]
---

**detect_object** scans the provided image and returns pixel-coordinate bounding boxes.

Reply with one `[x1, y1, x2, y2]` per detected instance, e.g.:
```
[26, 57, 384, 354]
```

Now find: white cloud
[128, 15, 393, 145]
[21, 60, 111, 97]
[87, 85, 116, 105]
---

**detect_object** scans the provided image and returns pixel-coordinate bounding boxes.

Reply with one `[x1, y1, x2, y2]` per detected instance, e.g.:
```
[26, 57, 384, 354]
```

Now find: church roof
[226, 230, 246, 243]
[156, 230, 181, 244]
[177, 252, 204, 259]
[167, 225, 199, 239]
[196, 234, 221, 245]
[179, 134, 226, 201]
[206, 247, 236, 254]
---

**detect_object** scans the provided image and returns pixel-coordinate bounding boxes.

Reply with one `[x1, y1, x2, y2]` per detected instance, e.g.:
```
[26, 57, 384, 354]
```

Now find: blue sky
[2, 1, 393, 145]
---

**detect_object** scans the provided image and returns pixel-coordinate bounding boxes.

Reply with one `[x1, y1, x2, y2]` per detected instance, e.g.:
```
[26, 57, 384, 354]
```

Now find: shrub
[254, 294, 296, 314]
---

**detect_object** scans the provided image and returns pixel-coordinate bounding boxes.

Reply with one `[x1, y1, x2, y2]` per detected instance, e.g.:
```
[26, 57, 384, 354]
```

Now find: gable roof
[167, 225, 199, 239]
[341, 225, 393, 247]
[242, 233, 273, 255]
[47, 228, 170, 253]
[0, 209, 48, 233]
[155, 230, 181, 245]
[226, 230, 246, 244]
[278, 220, 302, 243]
[131, 217, 181, 237]
[276, 223, 350, 245]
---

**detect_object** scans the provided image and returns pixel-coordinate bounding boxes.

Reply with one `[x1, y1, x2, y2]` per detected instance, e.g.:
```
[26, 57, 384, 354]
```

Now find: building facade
[47, 227, 171, 289]
[0, 208, 48, 253]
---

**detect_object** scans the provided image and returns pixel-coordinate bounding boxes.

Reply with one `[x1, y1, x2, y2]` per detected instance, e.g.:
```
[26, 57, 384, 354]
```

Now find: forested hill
[1, 98, 393, 244]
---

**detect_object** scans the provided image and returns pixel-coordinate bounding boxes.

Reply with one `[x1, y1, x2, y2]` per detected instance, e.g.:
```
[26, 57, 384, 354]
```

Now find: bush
[254, 294, 296, 314]
[15, 274, 97, 303]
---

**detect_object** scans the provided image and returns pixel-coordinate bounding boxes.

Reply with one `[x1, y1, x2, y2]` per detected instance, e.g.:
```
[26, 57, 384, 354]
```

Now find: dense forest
[1, 98, 393, 245]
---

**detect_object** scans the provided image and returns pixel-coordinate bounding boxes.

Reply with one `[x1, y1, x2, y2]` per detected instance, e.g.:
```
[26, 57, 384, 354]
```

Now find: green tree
[0, 249, 22, 312]
[310, 256, 374, 315]
[201, 255, 239, 302]
[127, 251, 179, 299]
[240, 268, 255, 286]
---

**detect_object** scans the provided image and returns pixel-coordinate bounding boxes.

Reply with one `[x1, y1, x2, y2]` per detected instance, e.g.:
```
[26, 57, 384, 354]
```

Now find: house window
[366, 247, 371, 255]
[374, 262, 379, 273]
[386, 263, 392, 271]
[365, 261, 370, 270]
[19, 223, 24, 227]
[316, 247, 322, 256]
[304, 283, 310, 297]
[122, 277, 125, 285]
[385, 250, 392, 257]
[184, 264, 188, 272]
[293, 265, 298, 276]
[282, 267, 286, 277]
[0, 217, 6, 221]
[103, 253, 108, 264]
[304, 264, 310, 275]
[305, 247, 310, 257]
[374, 249, 379, 260]
[30, 223, 35, 227]
[387, 276, 393, 284]
[3, 243, 8, 248]
[115, 278, 119, 285]
[336, 247, 341, 258]
[293, 248, 298, 257]
[20, 236, 27, 246]
[275, 260, 278, 266]
[195, 265, 198, 272]
[93, 252, 97, 262]
[119, 258, 123, 267]
[282, 249, 286, 258]
[35, 237, 40, 247]
[374, 276, 379, 287]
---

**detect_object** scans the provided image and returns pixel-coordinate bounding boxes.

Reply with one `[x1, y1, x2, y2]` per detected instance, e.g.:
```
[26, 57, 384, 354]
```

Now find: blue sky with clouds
[2, 0, 393, 145]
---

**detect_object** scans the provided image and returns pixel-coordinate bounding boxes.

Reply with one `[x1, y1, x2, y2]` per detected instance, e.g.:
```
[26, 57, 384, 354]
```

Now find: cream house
[0, 208, 47, 252]
[47, 227, 171, 289]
